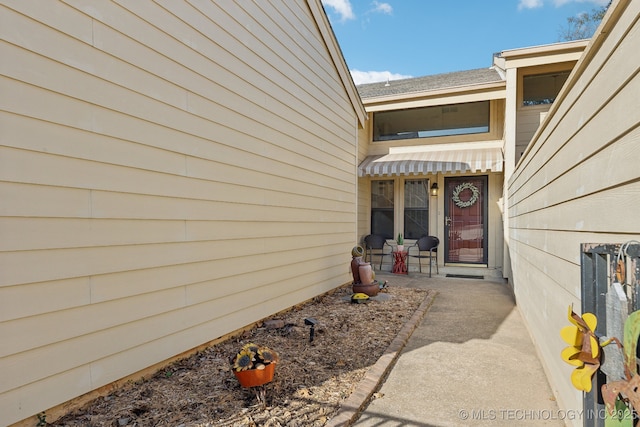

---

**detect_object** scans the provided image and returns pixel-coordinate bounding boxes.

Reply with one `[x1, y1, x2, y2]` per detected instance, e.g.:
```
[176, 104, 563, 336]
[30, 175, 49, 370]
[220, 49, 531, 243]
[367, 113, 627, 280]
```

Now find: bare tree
[558, 1, 611, 41]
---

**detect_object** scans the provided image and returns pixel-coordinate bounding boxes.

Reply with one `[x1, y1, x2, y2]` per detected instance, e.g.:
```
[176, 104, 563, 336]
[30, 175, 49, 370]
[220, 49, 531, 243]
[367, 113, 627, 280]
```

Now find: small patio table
[392, 250, 408, 275]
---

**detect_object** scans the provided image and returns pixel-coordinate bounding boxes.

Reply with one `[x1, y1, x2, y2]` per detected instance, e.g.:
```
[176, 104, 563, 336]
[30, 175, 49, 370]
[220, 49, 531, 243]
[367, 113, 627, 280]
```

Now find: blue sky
[321, 0, 609, 84]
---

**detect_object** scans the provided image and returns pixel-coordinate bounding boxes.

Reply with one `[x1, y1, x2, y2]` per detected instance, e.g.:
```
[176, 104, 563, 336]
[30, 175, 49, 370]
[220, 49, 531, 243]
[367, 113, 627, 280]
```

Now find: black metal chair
[363, 234, 392, 271]
[407, 235, 439, 277]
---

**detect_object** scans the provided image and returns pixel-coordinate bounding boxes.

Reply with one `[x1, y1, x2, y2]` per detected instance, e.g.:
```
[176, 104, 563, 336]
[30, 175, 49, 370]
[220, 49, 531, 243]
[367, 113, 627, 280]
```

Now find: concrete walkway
[332, 271, 563, 427]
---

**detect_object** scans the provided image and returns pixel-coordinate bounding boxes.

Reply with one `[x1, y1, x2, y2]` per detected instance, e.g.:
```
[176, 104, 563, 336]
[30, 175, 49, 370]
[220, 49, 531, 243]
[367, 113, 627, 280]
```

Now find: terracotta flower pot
[359, 263, 373, 284]
[353, 281, 379, 296]
[233, 363, 276, 388]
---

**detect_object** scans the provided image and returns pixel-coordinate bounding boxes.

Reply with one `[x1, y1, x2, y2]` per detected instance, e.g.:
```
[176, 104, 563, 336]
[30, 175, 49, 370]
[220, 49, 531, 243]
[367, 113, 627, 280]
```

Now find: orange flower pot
[233, 363, 275, 388]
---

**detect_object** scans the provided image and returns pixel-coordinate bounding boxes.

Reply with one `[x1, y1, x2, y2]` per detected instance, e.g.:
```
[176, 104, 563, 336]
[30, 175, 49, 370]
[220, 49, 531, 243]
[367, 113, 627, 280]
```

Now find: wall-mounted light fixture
[430, 182, 439, 197]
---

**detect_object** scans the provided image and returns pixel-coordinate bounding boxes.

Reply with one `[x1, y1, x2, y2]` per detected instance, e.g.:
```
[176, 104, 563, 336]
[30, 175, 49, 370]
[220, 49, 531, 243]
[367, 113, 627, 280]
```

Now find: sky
[320, 0, 610, 85]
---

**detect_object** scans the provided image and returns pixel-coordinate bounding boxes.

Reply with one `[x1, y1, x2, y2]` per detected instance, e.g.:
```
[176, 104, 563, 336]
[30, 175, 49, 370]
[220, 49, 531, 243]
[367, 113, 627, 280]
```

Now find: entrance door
[444, 176, 488, 264]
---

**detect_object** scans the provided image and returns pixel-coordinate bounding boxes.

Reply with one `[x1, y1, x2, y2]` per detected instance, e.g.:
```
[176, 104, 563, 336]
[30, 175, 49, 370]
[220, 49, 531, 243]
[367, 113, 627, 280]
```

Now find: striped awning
[358, 145, 503, 177]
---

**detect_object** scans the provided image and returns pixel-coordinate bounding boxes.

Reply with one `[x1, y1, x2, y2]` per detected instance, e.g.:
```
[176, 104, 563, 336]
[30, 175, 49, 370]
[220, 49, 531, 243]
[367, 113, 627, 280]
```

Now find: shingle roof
[356, 67, 504, 99]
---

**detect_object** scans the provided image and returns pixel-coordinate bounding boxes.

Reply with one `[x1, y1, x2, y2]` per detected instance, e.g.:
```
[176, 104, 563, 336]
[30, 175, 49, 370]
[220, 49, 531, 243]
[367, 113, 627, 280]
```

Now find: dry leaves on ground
[51, 283, 429, 427]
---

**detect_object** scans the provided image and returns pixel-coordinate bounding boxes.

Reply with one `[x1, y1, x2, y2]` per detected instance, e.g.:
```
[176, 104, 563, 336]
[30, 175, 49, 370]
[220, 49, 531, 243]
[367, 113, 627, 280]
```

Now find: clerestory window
[522, 71, 570, 106]
[373, 101, 489, 142]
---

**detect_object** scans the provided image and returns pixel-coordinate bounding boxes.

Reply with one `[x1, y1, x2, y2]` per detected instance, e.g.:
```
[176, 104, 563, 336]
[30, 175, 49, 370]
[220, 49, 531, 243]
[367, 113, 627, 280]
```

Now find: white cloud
[518, 0, 543, 10]
[321, 0, 355, 22]
[371, 1, 393, 15]
[350, 70, 412, 85]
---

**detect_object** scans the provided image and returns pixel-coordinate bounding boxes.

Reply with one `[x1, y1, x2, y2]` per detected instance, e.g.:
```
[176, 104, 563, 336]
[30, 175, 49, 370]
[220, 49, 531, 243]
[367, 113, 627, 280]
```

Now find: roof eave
[500, 39, 589, 60]
[361, 80, 507, 106]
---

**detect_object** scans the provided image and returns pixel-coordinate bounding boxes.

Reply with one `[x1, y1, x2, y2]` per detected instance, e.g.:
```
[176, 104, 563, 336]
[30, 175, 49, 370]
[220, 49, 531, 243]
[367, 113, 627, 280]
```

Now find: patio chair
[407, 235, 439, 277]
[363, 234, 392, 271]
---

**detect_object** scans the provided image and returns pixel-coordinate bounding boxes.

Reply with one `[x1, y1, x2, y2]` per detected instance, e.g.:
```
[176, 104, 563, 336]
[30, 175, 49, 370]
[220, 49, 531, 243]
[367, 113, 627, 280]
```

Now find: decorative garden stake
[560, 306, 601, 392]
[560, 306, 633, 424]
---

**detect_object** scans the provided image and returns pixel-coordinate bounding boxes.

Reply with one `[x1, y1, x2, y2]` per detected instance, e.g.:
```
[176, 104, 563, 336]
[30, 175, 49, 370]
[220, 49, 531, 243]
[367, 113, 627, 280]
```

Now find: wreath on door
[452, 182, 480, 208]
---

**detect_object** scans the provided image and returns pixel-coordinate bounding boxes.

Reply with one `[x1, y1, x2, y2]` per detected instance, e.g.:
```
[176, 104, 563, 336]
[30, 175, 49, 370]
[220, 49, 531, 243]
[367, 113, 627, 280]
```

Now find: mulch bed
[51, 283, 430, 427]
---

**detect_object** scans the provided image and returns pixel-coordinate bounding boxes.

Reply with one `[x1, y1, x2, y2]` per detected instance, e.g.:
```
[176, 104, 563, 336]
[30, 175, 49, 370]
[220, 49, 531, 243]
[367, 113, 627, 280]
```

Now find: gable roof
[357, 67, 504, 100]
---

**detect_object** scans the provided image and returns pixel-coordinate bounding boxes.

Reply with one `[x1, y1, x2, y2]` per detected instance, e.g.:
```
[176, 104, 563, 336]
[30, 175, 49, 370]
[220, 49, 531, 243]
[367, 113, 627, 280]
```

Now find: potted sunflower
[231, 343, 279, 388]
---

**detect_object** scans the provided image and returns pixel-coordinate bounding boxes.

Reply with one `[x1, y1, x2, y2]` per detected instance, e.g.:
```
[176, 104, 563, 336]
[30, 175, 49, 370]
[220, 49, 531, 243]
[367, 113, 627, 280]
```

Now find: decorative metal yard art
[560, 306, 602, 393]
[560, 306, 634, 424]
[574, 241, 640, 426]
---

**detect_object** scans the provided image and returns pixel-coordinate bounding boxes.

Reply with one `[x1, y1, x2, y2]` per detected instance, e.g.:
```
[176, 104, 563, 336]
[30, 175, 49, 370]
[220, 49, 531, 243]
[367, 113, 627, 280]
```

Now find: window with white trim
[404, 179, 429, 239]
[371, 180, 394, 239]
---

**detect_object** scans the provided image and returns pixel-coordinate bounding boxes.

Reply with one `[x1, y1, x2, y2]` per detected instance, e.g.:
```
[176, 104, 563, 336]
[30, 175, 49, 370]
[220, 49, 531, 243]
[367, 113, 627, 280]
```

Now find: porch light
[430, 182, 439, 196]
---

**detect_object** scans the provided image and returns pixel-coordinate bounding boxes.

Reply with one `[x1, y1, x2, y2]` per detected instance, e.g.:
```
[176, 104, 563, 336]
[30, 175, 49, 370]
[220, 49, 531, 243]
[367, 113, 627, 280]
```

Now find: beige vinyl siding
[0, 1, 360, 424]
[486, 172, 504, 270]
[357, 178, 371, 245]
[356, 113, 372, 242]
[515, 106, 548, 163]
[507, 0, 640, 422]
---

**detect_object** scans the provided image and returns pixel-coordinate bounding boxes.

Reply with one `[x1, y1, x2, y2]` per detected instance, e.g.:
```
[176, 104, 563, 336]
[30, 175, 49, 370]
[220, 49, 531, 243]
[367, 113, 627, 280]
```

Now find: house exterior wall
[516, 106, 548, 162]
[0, 1, 361, 424]
[501, 42, 586, 283]
[357, 169, 504, 273]
[357, 114, 372, 243]
[364, 98, 505, 155]
[507, 0, 640, 421]
[514, 61, 579, 164]
[357, 94, 505, 273]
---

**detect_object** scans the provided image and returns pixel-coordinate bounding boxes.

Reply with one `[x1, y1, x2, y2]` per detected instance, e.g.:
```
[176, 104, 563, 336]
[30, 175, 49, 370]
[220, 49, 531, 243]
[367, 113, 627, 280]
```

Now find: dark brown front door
[444, 176, 488, 264]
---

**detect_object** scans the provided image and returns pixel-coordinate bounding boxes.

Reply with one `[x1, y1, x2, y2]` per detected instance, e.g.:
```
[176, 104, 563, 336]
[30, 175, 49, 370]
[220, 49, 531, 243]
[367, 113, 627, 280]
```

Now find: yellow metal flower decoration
[560, 306, 601, 392]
